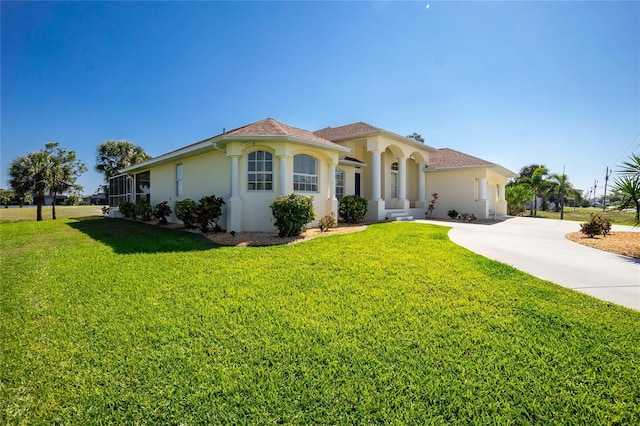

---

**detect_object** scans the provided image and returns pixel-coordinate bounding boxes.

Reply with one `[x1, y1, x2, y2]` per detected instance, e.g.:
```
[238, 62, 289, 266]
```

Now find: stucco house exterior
[109, 118, 516, 231]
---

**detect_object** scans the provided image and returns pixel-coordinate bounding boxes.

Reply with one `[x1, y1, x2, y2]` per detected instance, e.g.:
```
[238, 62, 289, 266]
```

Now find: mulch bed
[565, 231, 640, 259]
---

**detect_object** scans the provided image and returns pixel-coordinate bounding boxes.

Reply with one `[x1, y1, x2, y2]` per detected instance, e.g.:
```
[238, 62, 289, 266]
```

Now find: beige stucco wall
[425, 167, 508, 219]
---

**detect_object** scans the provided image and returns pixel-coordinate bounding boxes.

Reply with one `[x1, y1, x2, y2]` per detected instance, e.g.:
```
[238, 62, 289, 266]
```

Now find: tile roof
[226, 118, 342, 148]
[427, 148, 496, 170]
[314, 122, 382, 141]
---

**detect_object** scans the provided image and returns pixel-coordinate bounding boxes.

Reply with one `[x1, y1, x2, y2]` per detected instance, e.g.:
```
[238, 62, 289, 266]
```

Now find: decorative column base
[366, 199, 386, 221]
[226, 197, 243, 233]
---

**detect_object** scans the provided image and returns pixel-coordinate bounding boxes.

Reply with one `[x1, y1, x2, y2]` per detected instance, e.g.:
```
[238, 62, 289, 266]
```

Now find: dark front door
[355, 173, 361, 196]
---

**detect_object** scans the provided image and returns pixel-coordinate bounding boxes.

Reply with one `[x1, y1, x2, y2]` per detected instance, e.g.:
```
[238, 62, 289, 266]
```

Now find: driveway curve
[418, 217, 640, 311]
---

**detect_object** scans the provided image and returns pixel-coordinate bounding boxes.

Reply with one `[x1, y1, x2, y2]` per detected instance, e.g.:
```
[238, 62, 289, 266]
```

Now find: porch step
[386, 211, 414, 222]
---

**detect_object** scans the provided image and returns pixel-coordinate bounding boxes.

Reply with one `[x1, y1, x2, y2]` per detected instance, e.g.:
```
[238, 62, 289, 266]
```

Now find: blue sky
[2, 0, 638, 197]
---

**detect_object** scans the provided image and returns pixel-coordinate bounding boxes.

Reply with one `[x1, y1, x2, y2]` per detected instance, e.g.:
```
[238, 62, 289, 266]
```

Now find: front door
[355, 173, 361, 196]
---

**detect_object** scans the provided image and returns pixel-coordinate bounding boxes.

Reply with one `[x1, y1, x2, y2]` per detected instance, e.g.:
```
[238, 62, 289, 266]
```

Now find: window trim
[335, 168, 345, 200]
[176, 164, 183, 197]
[247, 150, 274, 191]
[293, 154, 319, 193]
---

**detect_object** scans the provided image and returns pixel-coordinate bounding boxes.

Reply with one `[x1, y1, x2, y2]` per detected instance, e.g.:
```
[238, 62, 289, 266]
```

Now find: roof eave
[217, 134, 351, 153]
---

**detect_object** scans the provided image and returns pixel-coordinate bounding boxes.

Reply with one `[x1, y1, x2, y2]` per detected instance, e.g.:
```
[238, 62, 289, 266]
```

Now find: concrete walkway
[418, 217, 640, 311]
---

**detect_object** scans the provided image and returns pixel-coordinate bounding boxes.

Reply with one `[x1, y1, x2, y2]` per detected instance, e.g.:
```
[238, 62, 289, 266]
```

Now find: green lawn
[2, 218, 639, 424]
[527, 207, 636, 226]
[0, 205, 105, 223]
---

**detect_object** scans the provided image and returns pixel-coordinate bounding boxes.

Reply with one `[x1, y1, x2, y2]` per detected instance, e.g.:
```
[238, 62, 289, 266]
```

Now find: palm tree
[45, 143, 87, 219]
[520, 166, 548, 217]
[95, 140, 150, 193]
[9, 151, 52, 221]
[613, 175, 640, 224]
[614, 153, 640, 224]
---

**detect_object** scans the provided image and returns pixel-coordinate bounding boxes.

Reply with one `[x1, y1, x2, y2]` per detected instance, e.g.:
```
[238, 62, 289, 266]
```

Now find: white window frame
[391, 162, 399, 199]
[293, 154, 318, 193]
[335, 168, 345, 200]
[176, 164, 183, 197]
[247, 150, 273, 191]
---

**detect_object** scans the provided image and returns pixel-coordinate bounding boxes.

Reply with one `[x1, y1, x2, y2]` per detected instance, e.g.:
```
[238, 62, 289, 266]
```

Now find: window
[391, 162, 399, 198]
[294, 154, 318, 192]
[108, 174, 131, 207]
[335, 168, 345, 200]
[176, 164, 183, 197]
[247, 151, 273, 191]
[135, 171, 150, 203]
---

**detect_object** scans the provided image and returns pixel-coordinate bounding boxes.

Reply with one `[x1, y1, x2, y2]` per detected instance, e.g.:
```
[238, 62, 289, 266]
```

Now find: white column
[479, 178, 487, 201]
[371, 150, 382, 201]
[329, 163, 336, 200]
[499, 183, 505, 201]
[230, 156, 239, 197]
[418, 164, 426, 202]
[398, 157, 407, 201]
[278, 156, 287, 196]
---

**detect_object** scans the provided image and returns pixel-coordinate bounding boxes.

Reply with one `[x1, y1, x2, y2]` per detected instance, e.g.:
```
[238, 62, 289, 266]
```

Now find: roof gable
[314, 122, 382, 141]
[226, 118, 342, 148]
[428, 148, 495, 169]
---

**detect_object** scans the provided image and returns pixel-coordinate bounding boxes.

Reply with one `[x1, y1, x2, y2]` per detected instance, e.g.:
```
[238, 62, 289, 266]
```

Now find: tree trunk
[36, 190, 44, 221]
[52, 192, 57, 220]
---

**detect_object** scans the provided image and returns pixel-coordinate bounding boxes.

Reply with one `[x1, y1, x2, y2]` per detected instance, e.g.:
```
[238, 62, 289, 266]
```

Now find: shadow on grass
[67, 217, 219, 254]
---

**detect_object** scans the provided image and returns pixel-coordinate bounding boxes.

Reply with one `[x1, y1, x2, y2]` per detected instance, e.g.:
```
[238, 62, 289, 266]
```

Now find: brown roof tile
[226, 118, 341, 148]
[428, 148, 495, 170]
[314, 122, 382, 141]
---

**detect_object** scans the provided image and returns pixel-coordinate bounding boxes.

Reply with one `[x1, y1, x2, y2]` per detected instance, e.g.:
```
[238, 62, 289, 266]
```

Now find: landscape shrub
[426, 192, 438, 218]
[175, 199, 198, 228]
[460, 213, 477, 222]
[580, 213, 612, 238]
[447, 209, 459, 219]
[101, 206, 110, 216]
[118, 201, 135, 218]
[270, 193, 316, 237]
[153, 201, 172, 225]
[135, 200, 153, 221]
[338, 195, 368, 224]
[318, 212, 336, 232]
[197, 195, 225, 232]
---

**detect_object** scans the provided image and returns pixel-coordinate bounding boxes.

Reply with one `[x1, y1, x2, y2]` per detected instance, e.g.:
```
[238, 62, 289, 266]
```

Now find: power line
[613, 131, 640, 165]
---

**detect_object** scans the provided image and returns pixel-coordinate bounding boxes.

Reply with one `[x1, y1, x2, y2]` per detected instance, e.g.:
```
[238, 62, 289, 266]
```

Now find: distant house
[85, 192, 108, 205]
[109, 118, 516, 231]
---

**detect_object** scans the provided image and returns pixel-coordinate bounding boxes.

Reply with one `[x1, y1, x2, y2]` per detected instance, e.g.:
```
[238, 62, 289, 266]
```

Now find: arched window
[391, 162, 399, 198]
[247, 151, 273, 191]
[293, 154, 318, 192]
[335, 168, 345, 200]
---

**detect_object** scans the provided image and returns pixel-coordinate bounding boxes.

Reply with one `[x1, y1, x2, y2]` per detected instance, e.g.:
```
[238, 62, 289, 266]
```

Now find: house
[109, 118, 516, 231]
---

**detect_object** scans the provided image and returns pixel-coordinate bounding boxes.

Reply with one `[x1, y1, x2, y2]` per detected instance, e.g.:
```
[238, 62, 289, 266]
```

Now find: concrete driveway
[418, 216, 640, 311]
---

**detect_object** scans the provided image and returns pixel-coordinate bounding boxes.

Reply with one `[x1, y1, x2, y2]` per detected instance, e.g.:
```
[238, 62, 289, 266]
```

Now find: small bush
[460, 213, 477, 222]
[319, 213, 336, 232]
[198, 195, 225, 232]
[426, 193, 438, 218]
[153, 201, 172, 225]
[447, 209, 459, 219]
[135, 200, 153, 221]
[101, 206, 110, 216]
[118, 201, 135, 218]
[580, 213, 612, 238]
[339, 195, 368, 224]
[175, 199, 198, 228]
[270, 193, 316, 237]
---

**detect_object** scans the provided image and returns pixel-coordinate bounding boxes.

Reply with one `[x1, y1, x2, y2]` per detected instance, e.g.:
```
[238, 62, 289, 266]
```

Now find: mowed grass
[0, 205, 104, 223]
[529, 207, 636, 226]
[1, 219, 639, 424]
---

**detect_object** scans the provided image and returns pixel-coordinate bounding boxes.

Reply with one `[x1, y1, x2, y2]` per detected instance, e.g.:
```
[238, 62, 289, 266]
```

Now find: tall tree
[95, 140, 150, 191]
[519, 166, 548, 217]
[8, 150, 52, 221]
[0, 189, 12, 208]
[505, 184, 533, 216]
[614, 153, 640, 224]
[45, 142, 87, 219]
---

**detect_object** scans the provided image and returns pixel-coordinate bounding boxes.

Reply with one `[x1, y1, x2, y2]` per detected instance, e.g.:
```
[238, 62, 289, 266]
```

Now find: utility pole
[560, 166, 566, 220]
[602, 167, 610, 212]
[593, 179, 598, 207]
